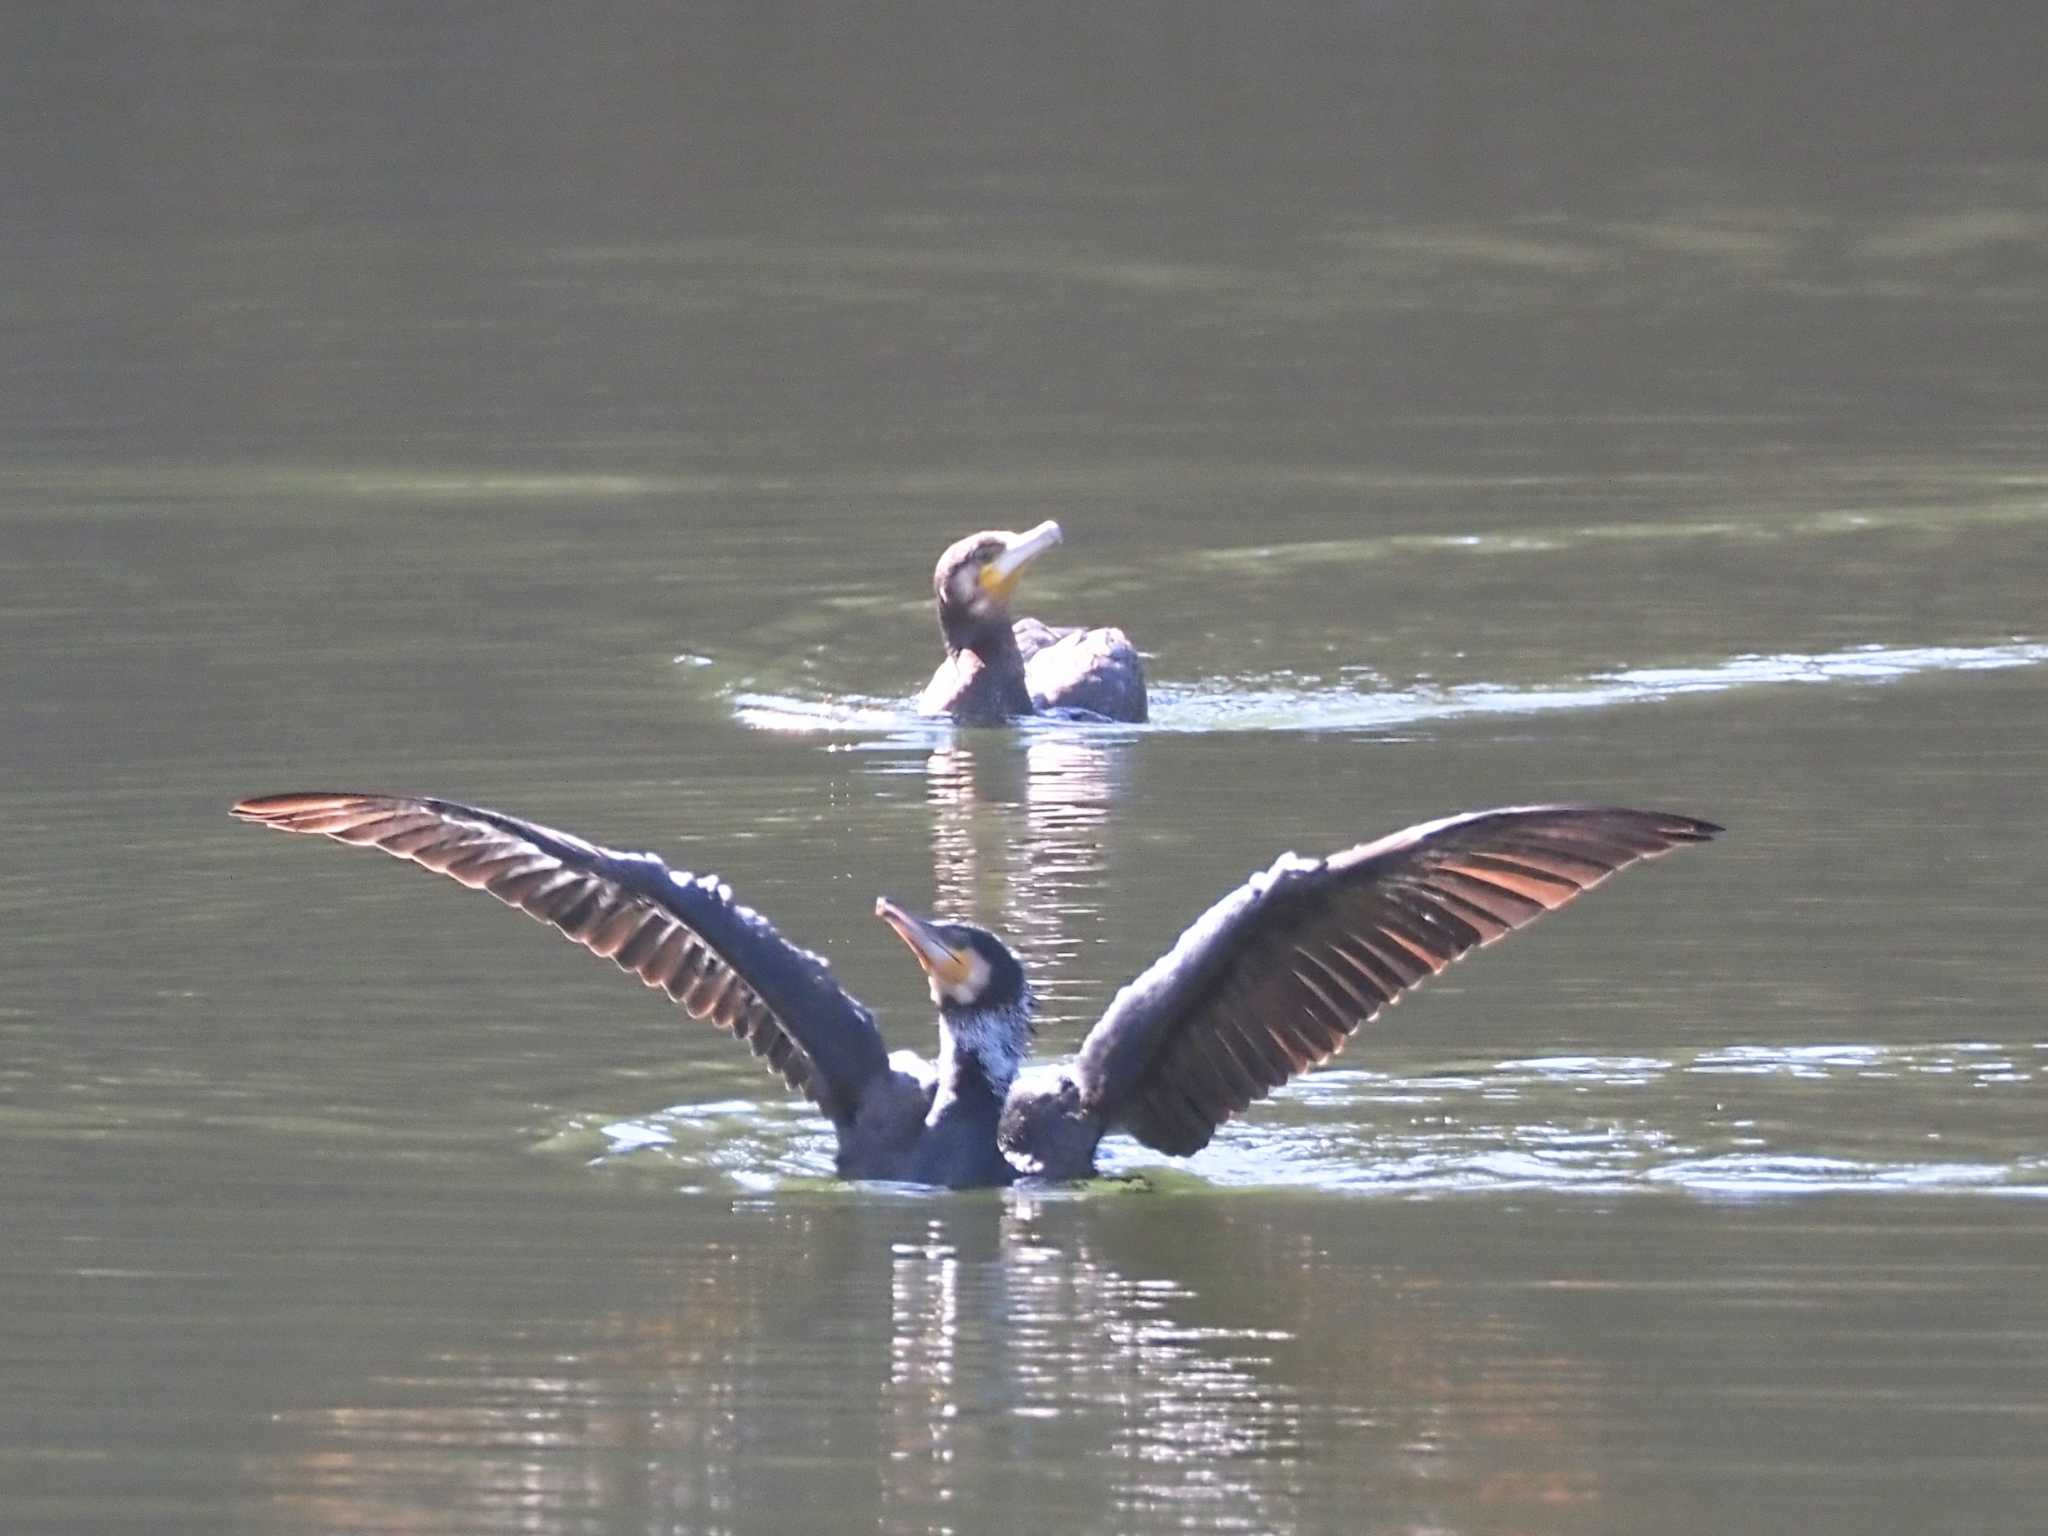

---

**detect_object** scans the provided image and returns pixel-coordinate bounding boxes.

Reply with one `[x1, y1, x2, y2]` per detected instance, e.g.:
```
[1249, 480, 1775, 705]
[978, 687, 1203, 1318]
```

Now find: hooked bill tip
[986, 521, 1063, 585]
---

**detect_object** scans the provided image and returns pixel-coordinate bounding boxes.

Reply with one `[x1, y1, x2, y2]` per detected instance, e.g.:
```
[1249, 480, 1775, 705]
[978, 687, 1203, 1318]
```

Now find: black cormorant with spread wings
[232, 794, 1718, 1187]
[917, 521, 1148, 724]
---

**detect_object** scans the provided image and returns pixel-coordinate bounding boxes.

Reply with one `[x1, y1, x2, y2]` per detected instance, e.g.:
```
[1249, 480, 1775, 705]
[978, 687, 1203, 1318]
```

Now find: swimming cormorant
[231, 794, 1717, 1187]
[917, 521, 1148, 724]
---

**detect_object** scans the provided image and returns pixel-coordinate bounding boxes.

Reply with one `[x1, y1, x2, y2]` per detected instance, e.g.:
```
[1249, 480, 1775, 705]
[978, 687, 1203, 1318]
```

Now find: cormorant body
[232, 794, 1719, 1188]
[917, 521, 1148, 724]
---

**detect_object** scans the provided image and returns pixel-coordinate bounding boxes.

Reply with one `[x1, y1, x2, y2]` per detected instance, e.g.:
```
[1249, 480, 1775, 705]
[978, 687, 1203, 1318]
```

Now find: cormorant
[231, 794, 1718, 1188]
[917, 521, 1148, 724]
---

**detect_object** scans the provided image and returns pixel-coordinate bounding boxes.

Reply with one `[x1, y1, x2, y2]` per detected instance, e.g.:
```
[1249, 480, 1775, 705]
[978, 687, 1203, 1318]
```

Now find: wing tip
[1502, 803, 1725, 845]
[231, 792, 382, 825]
[1644, 810, 1724, 844]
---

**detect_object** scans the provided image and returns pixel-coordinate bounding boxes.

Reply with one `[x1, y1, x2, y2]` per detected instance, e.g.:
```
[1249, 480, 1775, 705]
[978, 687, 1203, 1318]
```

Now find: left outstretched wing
[231, 793, 892, 1123]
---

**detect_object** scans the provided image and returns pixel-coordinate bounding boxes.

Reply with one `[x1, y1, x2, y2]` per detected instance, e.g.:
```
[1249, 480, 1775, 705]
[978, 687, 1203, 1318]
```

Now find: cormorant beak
[978, 519, 1063, 602]
[874, 897, 974, 990]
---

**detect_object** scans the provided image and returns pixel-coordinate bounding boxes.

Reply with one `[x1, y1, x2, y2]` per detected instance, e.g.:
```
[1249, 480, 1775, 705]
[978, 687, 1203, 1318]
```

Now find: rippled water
[7, 6, 2048, 1535]
[735, 639, 2048, 737]
[585, 1018, 2047, 1198]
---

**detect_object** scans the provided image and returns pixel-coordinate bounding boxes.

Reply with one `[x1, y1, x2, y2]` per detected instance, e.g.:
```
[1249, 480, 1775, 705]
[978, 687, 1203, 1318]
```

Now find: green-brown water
[5, 6, 2047, 1533]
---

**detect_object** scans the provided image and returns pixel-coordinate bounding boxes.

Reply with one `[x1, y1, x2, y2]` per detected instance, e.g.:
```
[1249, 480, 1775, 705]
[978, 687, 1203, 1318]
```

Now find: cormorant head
[874, 898, 1029, 1013]
[875, 898, 1035, 1087]
[932, 520, 1063, 648]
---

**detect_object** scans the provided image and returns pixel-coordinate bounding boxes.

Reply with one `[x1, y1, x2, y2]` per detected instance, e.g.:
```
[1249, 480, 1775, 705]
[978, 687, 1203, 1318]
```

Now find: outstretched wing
[1071, 805, 1721, 1156]
[231, 793, 891, 1124]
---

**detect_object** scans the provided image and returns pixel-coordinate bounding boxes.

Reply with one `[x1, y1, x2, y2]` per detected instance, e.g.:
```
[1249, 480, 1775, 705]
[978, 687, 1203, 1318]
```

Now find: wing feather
[1019, 621, 1150, 722]
[231, 792, 890, 1123]
[1074, 805, 1720, 1156]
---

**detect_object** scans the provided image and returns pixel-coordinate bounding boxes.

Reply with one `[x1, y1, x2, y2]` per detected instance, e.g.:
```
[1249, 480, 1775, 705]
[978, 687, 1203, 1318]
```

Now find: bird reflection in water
[997, 1197, 1305, 1517]
[252, 1197, 1616, 1531]
[878, 1200, 1302, 1531]
[923, 731, 1126, 1031]
[874, 1198, 1611, 1525]
[884, 1217, 966, 1527]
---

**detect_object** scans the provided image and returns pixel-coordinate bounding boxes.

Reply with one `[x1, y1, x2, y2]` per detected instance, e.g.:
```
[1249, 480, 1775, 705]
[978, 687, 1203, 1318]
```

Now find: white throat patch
[936, 997, 1032, 1098]
[930, 947, 993, 1009]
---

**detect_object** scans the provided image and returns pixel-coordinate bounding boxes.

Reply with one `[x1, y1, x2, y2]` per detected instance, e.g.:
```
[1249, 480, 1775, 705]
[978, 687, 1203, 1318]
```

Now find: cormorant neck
[935, 1000, 1031, 1103]
[939, 617, 1034, 721]
[941, 609, 1022, 667]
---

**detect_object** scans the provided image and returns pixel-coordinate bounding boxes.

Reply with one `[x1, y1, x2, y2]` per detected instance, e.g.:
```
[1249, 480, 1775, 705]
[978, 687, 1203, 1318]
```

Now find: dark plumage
[233, 795, 1719, 1187]
[917, 521, 1148, 724]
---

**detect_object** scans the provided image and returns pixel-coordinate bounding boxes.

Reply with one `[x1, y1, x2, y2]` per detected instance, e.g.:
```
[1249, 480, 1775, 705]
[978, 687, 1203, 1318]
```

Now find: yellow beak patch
[875, 898, 974, 988]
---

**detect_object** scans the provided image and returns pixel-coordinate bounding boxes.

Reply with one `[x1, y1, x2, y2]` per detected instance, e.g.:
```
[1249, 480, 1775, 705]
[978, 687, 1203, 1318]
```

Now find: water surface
[5, 6, 2048, 1534]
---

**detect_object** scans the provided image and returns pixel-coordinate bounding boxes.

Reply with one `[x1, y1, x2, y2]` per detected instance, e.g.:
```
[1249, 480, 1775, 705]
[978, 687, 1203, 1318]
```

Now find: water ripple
[562, 1035, 2044, 1200]
[730, 639, 2048, 738]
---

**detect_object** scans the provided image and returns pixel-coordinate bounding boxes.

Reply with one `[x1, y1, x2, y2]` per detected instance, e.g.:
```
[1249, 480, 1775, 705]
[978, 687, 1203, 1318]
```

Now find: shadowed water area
[4, 5, 2047, 1533]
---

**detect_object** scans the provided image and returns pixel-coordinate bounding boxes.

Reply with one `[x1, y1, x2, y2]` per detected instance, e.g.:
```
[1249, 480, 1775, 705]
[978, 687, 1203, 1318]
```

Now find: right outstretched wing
[232, 793, 891, 1124]
[1070, 805, 1721, 1156]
